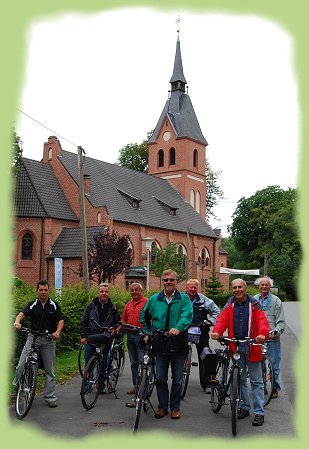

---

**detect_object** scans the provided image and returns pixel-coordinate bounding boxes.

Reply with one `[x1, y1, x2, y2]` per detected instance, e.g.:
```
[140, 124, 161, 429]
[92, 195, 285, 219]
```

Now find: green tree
[205, 157, 224, 222]
[12, 127, 23, 173]
[229, 186, 300, 300]
[205, 270, 224, 300]
[220, 236, 245, 269]
[116, 130, 152, 173]
[150, 242, 187, 285]
[86, 229, 133, 284]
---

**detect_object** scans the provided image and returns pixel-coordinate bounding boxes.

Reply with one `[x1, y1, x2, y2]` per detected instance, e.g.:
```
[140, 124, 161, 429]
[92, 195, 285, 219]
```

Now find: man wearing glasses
[140, 269, 193, 420]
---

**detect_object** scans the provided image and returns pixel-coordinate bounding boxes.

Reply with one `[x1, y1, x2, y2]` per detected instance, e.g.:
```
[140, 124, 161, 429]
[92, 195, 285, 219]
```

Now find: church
[14, 34, 229, 292]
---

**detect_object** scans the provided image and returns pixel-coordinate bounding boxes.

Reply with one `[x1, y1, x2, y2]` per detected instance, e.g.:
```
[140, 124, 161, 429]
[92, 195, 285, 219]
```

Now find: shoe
[155, 408, 168, 419]
[170, 410, 181, 419]
[272, 390, 278, 399]
[127, 387, 136, 395]
[48, 401, 58, 408]
[238, 408, 250, 419]
[252, 414, 264, 426]
[99, 386, 106, 394]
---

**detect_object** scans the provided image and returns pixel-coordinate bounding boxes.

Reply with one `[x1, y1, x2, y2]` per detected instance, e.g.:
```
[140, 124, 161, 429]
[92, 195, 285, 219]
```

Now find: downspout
[39, 218, 44, 279]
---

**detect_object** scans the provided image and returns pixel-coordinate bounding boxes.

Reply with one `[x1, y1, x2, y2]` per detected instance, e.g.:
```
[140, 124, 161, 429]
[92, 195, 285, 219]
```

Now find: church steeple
[169, 37, 187, 93]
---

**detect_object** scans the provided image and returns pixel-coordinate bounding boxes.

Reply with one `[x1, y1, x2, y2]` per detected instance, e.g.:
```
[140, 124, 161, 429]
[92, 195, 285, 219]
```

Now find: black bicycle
[15, 327, 53, 420]
[80, 325, 124, 410]
[181, 321, 209, 400]
[122, 326, 174, 433]
[210, 337, 257, 436]
[78, 324, 125, 379]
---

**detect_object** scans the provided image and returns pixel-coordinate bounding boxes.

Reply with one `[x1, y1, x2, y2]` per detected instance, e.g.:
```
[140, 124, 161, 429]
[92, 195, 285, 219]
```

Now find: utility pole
[78, 145, 89, 292]
[263, 254, 268, 276]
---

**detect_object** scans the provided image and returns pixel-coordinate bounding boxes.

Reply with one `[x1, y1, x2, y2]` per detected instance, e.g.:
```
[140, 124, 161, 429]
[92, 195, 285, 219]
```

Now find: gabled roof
[49, 225, 106, 258]
[59, 150, 216, 239]
[14, 159, 78, 221]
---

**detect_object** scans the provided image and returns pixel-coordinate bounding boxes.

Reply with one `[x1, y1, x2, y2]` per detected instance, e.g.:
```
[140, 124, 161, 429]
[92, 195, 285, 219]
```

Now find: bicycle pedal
[191, 362, 198, 367]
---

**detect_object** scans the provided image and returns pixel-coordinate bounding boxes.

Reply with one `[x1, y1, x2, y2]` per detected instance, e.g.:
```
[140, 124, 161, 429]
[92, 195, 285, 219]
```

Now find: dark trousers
[195, 332, 211, 389]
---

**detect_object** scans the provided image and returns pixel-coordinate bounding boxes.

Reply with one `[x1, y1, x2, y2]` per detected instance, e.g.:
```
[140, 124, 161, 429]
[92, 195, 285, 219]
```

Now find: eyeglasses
[162, 278, 176, 282]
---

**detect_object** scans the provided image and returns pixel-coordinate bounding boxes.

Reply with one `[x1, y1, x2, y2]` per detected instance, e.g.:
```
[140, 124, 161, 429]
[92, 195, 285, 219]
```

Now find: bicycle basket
[188, 326, 201, 344]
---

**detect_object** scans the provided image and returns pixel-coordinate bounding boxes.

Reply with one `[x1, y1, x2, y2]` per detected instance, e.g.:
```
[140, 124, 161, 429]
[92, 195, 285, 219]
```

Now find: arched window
[177, 244, 187, 270]
[21, 233, 33, 260]
[190, 189, 195, 208]
[198, 247, 210, 267]
[193, 149, 198, 168]
[169, 147, 176, 165]
[196, 191, 201, 213]
[48, 147, 52, 160]
[97, 212, 101, 223]
[158, 149, 164, 167]
[151, 241, 160, 264]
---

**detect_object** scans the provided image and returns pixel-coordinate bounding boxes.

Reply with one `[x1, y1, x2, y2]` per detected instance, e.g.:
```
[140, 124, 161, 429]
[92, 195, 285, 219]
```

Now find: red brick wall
[148, 118, 207, 219]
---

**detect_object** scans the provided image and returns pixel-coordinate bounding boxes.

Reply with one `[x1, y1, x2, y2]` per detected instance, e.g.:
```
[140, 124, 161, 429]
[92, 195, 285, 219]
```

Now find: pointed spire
[169, 35, 187, 91]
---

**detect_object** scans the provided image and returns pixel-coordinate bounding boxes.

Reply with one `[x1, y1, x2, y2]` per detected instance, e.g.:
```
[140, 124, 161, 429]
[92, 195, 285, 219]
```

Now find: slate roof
[148, 38, 208, 146]
[14, 159, 78, 221]
[49, 226, 106, 258]
[59, 150, 217, 239]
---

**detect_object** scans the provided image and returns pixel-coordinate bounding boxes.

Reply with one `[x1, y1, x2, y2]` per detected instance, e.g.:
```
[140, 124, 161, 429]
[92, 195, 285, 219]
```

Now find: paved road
[8, 302, 299, 439]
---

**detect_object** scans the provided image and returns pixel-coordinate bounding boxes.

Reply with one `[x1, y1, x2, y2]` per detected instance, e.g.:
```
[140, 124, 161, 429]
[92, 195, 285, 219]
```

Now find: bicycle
[181, 321, 209, 400]
[210, 336, 257, 436]
[80, 324, 124, 410]
[15, 327, 53, 420]
[121, 323, 157, 433]
[262, 330, 277, 406]
[78, 323, 125, 379]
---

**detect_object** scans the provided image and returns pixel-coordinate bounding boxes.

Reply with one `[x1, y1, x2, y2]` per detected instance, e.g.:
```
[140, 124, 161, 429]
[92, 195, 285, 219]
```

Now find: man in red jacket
[211, 278, 269, 427]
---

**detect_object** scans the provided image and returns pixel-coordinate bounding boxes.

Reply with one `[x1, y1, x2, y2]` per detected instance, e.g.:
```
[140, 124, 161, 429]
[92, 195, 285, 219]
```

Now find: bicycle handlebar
[20, 327, 53, 339]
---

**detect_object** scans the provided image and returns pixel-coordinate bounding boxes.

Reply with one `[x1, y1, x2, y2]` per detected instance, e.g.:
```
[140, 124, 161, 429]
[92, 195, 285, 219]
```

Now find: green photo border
[1, 0, 307, 447]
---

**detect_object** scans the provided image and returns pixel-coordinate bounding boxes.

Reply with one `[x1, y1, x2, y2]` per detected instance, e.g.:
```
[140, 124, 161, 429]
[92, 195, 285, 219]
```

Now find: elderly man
[121, 282, 148, 394]
[80, 282, 119, 393]
[186, 278, 220, 391]
[140, 269, 193, 420]
[254, 276, 285, 399]
[211, 278, 269, 427]
[13, 279, 64, 407]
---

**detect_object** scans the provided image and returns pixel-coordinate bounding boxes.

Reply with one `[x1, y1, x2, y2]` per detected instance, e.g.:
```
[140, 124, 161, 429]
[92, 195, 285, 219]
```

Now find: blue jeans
[85, 343, 109, 384]
[155, 352, 186, 412]
[127, 333, 145, 386]
[238, 344, 264, 416]
[266, 340, 281, 391]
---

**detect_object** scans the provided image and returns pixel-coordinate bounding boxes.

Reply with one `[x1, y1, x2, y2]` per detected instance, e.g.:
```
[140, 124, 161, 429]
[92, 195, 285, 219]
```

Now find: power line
[17, 108, 79, 149]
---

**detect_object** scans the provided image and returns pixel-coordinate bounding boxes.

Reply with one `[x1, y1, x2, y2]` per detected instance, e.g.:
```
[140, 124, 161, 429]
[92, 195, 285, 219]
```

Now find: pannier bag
[200, 347, 218, 375]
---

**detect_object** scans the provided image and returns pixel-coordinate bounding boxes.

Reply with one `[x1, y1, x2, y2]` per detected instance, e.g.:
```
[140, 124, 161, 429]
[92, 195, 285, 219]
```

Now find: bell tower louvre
[148, 32, 208, 220]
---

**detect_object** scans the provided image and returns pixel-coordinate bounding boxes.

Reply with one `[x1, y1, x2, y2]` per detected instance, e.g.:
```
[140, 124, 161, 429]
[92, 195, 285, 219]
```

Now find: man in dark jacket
[80, 283, 119, 393]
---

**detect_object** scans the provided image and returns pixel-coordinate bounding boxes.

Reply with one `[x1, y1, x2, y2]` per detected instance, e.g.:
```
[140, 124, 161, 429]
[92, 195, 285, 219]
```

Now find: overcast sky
[16, 7, 299, 235]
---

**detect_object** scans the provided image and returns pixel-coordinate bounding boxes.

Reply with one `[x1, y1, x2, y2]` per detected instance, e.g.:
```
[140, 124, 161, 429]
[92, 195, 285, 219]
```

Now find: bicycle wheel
[263, 355, 275, 407]
[15, 361, 38, 420]
[117, 342, 125, 377]
[210, 360, 226, 413]
[181, 347, 192, 400]
[80, 355, 101, 410]
[78, 343, 86, 378]
[108, 349, 120, 393]
[231, 366, 240, 437]
[133, 368, 147, 432]
[143, 360, 155, 412]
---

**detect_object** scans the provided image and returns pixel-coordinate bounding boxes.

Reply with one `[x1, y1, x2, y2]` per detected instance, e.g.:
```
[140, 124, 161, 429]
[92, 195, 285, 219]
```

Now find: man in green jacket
[140, 269, 193, 420]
